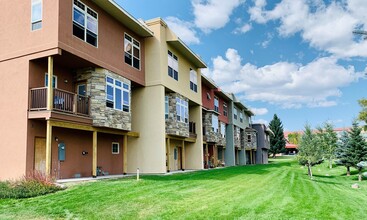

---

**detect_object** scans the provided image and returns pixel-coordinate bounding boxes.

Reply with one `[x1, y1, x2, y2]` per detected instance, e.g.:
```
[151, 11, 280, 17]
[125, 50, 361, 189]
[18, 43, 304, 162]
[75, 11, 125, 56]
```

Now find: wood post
[45, 120, 52, 176]
[205, 144, 209, 168]
[72, 94, 77, 114]
[166, 138, 170, 172]
[92, 131, 97, 177]
[47, 56, 53, 111]
[182, 140, 185, 171]
[123, 135, 127, 174]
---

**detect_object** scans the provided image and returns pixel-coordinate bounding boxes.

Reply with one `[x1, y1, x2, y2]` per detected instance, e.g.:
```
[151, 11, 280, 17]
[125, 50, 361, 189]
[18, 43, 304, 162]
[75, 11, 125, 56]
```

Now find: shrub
[0, 172, 63, 199]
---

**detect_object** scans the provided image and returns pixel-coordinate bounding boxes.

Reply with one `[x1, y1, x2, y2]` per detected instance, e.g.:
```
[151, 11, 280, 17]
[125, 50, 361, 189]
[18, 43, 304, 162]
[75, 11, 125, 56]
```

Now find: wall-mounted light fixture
[55, 137, 59, 142]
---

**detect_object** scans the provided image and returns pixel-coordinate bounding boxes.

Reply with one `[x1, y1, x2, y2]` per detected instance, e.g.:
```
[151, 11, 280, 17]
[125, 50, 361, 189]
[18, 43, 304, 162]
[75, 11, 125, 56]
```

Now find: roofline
[170, 38, 207, 68]
[95, 0, 153, 37]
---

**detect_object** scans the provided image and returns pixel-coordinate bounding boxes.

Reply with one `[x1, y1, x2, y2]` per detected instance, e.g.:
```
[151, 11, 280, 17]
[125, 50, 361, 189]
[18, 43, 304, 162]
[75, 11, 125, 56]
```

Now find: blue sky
[117, 0, 367, 131]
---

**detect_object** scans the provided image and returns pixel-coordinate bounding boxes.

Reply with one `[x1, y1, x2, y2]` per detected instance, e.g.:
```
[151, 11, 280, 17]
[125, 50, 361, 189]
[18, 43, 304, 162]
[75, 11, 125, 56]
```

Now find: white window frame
[112, 142, 119, 154]
[247, 134, 252, 143]
[223, 103, 228, 116]
[234, 108, 238, 120]
[212, 114, 218, 133]
[214, 97, 219, 112]
[168, 50, 179, 81]
[240, 112, 243, 123]
[190, 68, 197, 92]
[31, 0, 42, 31]
[176, 97, 188, 123]
[72, 0, 98, 47]
[124, 33, 141, 70]
[220, 122, 226, 138]
[106, 76, 130, 112]
[44, 73, 57, 88]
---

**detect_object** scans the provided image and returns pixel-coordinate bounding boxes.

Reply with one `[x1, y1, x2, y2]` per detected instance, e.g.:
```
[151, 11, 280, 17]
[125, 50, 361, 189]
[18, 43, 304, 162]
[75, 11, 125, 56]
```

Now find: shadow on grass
[124, 160, 294, 182]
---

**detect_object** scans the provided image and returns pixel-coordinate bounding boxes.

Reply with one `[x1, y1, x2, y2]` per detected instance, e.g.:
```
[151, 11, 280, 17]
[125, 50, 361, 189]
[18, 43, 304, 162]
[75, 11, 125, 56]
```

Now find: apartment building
[128, 18, 206, 173]
[0, 0, 153, 180]
[225, 94, 256, 166]
[252, 124, 272, 164]
[201, 75, 231, 168]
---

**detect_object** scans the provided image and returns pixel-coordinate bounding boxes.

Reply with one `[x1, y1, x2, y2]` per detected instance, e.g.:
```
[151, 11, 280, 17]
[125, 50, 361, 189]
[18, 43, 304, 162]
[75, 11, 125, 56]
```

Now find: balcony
[30, 87, 90, 116]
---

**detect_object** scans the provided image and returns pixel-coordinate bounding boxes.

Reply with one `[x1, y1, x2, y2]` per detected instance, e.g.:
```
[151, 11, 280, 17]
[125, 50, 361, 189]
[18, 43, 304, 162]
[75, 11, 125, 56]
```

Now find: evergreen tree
[316, 122, 338, 169]
[268, 114, 286, 158]
[297, 124, 323, 179]
[335, 130, 353, 176]
[348, 121, 367, 181]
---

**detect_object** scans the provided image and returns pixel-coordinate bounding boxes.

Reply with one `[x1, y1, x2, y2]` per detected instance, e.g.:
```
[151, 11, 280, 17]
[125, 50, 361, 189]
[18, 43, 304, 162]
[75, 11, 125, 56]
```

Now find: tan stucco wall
[128, 85, 166, 173]
[0, 0, 59, 62]
[0, 58, 29, 180]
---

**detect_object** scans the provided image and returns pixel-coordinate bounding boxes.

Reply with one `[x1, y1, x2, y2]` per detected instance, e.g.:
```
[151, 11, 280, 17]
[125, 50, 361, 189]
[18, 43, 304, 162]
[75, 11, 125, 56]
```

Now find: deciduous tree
[316, 122, 338, 169]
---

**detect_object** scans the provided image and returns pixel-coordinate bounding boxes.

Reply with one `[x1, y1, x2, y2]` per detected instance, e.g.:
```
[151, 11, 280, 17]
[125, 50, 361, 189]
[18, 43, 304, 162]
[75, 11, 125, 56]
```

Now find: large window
[212, 114, 218, 133]
[220, 122, 226, 138]
[223, 103, 228, 117]
[234, 108, 238, 120]
[168, 51, 178, 80]
[31, 0, 42, 30]
[106, 76, 130, 112]
[214, 97, 219, 112]
[240, 112, 243, 123]
[176, 97, 188, 123]
[73, 0, 98, 47]
[165, 96, 169, 119]
[190, 68, 197, 92]
[124, 34, 140, 70]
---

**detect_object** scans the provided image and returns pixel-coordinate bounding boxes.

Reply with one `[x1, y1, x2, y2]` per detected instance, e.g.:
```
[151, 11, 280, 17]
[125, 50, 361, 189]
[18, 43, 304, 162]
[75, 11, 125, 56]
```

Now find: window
[124, 34, 140, 69]
[220, 122, 226, 138]
[235, 127, 240, 140]
[214, 97, 219, 112]
[45, 74, 57, 88]
[165, 96, 169, 119]
[73, 0, 98, 47]
[212, 114, 218, 133]
[223, 103, 228, 117]
[168, 50, 178, 80]
[106, 76, 130, 112]
[206, 92, 211, 100]
[234, 108, 238, 120]
[190, 68, 197, 92]
[112, 142, 119, 154]
[247, 134, 252, 143]
[240, 112, 243, 123]
[31, 0, 42, 30]
[176, 97, 188, 123]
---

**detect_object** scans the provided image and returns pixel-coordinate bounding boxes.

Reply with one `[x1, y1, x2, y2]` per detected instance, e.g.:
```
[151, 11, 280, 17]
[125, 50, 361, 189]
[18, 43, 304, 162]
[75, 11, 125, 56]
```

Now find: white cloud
[250, 107, 268, 115]
[205, 48, 363, 109]
[192, 0, 245, 33]
[165, 17, 200, 45]
[248, 0, 367, 58]
[233, 23, 252, 34]
[261, 33, 274, 48]
[253, 119, 268, 125]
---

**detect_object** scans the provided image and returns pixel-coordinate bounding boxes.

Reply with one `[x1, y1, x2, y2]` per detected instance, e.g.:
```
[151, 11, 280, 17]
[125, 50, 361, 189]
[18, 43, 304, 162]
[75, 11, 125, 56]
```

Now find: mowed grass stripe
[1, 157, 367, 219]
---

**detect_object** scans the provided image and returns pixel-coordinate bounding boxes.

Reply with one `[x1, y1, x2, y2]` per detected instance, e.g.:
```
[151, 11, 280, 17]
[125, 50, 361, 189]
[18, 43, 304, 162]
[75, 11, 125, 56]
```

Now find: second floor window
[45, 73, 57, 88]
[124, 34, 140, 70]
[106, 76, 130, 112]
[165, 96, 169, 119]
[176, 97, 188, 123]
[190, 69, 197, 92]
[212, 114, 218, 133]
[247, 134, 252, 143]
[240, 112, 243, 123]
[223, 103, 228, 116]
[214, 97, 219, 112]
[73, 0, 98, 47]
[168, 51, 178, 80]
[234, 108, 238, 120]
[31, 0, 42, 30]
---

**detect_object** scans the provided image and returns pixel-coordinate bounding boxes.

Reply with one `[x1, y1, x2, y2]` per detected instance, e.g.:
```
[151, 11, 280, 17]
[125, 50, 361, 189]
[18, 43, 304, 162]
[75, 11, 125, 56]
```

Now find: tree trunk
[307, 165, 313, 179]
[272, 153, 276, 158]
[346, 166, 350, 176]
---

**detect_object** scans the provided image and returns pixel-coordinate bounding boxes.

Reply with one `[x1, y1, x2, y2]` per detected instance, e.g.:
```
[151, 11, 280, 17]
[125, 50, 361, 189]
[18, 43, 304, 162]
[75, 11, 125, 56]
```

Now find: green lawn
[1, 157, 367, 219]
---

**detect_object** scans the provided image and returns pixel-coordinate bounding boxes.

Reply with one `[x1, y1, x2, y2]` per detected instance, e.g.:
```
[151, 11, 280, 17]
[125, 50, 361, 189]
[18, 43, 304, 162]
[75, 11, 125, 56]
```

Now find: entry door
[34, 138, 46, 174]
[178, 147, 182, 170]
[174, 147, 178, 170]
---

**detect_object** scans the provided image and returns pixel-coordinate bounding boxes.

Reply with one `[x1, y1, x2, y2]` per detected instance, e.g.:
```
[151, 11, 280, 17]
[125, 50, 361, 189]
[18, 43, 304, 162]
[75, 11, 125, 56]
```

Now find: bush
[0, 172, 63, 199]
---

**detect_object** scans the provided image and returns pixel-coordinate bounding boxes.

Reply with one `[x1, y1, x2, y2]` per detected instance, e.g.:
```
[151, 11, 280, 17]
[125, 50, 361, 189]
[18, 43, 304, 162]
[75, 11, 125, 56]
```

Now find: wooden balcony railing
[30, 87, 90, 116]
